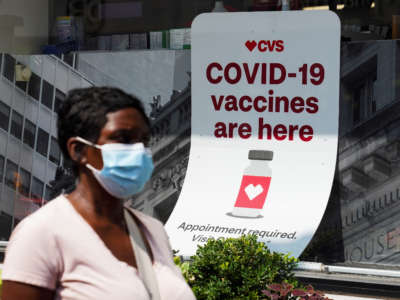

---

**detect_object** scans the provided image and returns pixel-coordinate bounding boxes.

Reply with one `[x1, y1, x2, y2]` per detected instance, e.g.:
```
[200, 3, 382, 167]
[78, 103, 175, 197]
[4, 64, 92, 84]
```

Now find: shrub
[183, 235, 299, 300]
[174, 255, 190, 280]
[262, 283, 333, 300]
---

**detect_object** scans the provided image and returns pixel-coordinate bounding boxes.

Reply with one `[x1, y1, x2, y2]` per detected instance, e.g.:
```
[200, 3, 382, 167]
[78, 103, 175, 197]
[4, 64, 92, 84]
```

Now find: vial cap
[248, 150, 273, 161]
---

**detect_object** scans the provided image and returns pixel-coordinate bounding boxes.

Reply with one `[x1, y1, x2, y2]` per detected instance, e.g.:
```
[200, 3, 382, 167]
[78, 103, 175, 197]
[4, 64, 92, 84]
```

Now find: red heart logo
[245, 40, 257, 52]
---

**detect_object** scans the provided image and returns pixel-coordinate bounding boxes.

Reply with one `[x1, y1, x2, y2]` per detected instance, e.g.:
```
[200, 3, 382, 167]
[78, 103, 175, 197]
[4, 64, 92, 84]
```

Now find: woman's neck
[67, 170, 125, 226]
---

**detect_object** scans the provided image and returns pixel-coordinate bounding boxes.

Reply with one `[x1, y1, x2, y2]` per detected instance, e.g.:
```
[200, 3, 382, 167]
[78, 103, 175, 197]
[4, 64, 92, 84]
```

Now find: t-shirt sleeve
[2, 215, 61, 290]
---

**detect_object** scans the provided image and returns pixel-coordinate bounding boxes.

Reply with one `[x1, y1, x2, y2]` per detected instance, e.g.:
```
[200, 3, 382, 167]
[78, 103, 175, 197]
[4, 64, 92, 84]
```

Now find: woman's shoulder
[2, 196, 66, 290]
[13, 195, 69, 235]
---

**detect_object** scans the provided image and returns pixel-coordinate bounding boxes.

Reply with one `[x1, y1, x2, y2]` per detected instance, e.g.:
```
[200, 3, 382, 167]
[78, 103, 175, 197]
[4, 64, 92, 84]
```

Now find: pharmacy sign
[165, 11, 340, 257]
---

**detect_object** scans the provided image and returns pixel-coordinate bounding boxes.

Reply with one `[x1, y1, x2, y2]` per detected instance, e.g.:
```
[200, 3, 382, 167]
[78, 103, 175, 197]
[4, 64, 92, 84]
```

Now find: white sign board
[165, 11, 340, 257]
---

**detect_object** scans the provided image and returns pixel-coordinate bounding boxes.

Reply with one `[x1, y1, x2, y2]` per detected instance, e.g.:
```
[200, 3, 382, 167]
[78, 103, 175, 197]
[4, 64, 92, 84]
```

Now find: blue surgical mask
[76, 137, 154, 200]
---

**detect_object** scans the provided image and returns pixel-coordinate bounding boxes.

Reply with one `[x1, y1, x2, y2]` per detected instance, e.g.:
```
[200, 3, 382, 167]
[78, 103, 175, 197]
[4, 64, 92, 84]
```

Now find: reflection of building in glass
[0, 54, 92, 241]
[131, 83, 191, 223]
[74, 51, 191, 224]
[339, 40, 400, 265]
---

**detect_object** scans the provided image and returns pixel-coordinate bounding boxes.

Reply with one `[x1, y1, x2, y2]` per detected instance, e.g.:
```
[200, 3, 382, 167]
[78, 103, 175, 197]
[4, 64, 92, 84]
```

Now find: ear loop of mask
[74, 136, 103, 171]
[75, 136, 101, 149]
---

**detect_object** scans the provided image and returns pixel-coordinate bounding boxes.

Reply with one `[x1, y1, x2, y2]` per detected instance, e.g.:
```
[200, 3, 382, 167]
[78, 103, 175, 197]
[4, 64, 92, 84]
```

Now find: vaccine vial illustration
[230, 150, 273, 218]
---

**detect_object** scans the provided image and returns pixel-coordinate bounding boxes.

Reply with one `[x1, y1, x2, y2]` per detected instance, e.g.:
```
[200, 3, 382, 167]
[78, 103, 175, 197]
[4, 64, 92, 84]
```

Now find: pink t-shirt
[2, 195, 196, 300]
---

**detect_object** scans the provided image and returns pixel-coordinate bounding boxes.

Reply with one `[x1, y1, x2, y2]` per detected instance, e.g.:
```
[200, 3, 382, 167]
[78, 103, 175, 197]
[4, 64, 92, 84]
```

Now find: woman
[2, 87, 196, 300]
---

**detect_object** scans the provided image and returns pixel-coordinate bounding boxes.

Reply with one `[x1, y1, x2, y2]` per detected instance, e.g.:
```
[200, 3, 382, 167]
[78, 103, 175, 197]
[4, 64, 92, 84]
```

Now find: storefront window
[0, 0, 398, 281]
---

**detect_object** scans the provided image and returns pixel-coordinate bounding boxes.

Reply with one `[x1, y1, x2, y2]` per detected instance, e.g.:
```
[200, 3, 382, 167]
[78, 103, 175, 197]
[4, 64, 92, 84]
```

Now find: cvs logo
[245, 40, 284, 52]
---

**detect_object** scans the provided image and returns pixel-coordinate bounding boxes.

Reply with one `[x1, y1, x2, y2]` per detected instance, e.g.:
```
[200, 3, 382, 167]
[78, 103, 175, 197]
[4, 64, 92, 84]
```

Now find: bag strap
[124, 208, 161, 300]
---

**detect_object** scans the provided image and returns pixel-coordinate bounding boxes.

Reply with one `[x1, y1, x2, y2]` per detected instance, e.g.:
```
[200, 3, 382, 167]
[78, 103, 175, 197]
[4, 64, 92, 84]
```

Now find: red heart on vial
[245, 40, 257, 52]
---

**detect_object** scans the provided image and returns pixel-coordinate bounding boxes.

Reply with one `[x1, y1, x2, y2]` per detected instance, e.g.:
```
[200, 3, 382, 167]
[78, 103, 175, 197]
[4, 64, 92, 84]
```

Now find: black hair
[57, 87, 150, 176]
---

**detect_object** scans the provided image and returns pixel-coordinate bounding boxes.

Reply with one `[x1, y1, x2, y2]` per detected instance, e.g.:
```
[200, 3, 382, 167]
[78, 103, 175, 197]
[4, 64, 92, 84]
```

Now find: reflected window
[36, 128, 49, 157]
[19, 168, 31, 197]
[41, 80, 54, 110]
[369, 72, 377, 115]
[23, 119, 36, 148]
[15, 62, 28, 92]
[31, 177, 44, 201]
[44, 184, 54, 202]
[28, 72, 41, 101]
[353, 87, 361, 125]
[63, 53, 75, 68]
[49, 137, 61, 165]
[0, 155, 4, 183]
[3, 54, 15, 82]
[54, 89, 66, 113]
[0, 211, 12, 243]
[10, 110, 23, 140]
[352, 74, 377, 126]
[5, 160, 18, 189]
[0, 101, 10, 131]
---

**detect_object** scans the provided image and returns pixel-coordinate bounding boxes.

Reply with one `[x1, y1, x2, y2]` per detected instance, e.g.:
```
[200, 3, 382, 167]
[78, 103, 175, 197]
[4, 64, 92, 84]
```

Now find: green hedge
[177, 235, 299, 300]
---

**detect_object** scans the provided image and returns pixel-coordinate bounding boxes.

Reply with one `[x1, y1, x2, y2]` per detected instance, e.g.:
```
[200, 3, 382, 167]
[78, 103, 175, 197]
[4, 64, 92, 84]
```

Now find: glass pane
[31, 177, 44, 202]
[0, 155, 4, 183]
[298, 40, 400, 269]
[3, 54, 15, 82]
[0, 211, 12, 242]
[36, 128, 49, 157]
[0, 100, 10, 131]
[28, 72, 41, 101]
[15, 62, 28, 92]
[44, 184, 54, 202]
[5, 159, 18, 189]
[49, 137, 61, 165]
[41, 79, 54, 110]
[63, 53, 74, 68]
[54, 89, 66, 113]
[18, 168, 31, 197]
[23, 119, 36, 148]
[10, 110, 23, 140]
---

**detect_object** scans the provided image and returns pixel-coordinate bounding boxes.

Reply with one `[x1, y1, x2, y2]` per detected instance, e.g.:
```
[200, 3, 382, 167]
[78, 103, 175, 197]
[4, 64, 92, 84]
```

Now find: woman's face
[86, 107, 150, 170]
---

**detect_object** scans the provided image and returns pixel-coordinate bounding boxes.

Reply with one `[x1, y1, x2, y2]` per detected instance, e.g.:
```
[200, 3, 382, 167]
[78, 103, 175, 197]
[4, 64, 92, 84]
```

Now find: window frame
[27, 72, 41, 101]
[2, 54, 15, 83]
[23, 118, 36, 149]
[36, 128, 50, 158]
[41, 79, 54, 110]
[10, 110, 23, 140]
[49, 136, 61, 165]
[0, 100, 10, 132]
[31, 176, 44, 202]
[4, 159, 18, 190]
